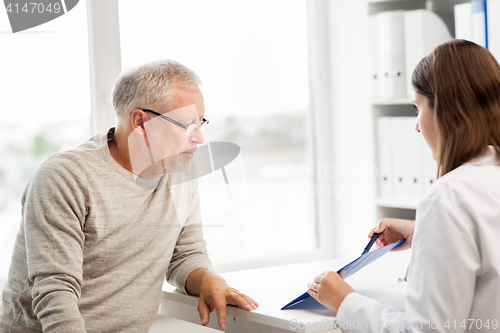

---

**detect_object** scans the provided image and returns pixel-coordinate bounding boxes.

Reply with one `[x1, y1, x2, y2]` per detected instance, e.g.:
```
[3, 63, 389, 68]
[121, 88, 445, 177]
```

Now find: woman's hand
[369, 219, 415, 251]
[307, 271, 355, 313]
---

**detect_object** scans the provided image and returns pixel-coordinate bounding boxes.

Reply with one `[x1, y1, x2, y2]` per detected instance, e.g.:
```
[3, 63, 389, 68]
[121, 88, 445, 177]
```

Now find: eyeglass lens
[185, 121, 208, 136]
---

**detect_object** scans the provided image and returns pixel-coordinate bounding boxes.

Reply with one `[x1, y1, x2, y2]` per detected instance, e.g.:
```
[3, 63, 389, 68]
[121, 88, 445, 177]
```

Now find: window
[0, 3, 91, 279]
[118, 0, 317, 270]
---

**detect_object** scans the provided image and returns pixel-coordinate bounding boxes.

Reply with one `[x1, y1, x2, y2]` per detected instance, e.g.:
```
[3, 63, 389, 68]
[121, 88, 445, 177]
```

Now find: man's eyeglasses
[140, 109, 209, 136]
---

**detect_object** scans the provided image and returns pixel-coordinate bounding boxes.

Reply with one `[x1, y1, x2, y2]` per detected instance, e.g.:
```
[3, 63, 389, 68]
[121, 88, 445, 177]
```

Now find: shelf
[372, 98, 413, 106]
[367, 0, 468, 39]
[376, 198, 419, 210]
[369, 0, 467, 3]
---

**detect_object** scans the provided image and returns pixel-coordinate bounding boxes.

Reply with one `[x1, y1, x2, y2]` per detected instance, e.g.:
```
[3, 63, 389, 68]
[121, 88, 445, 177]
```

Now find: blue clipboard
[281, 240, 405, 310]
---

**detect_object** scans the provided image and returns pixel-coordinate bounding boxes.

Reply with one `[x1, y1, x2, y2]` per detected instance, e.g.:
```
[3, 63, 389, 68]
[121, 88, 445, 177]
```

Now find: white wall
[327, 0, 376, 258]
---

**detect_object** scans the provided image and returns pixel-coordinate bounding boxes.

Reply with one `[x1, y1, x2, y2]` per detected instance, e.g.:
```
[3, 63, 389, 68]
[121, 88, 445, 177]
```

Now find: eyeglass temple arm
[141, 109, 187, 129]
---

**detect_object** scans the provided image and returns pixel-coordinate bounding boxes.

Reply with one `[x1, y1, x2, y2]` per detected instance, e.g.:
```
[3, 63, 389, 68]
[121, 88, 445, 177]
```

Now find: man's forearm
[185, 268, 225, 296]
[32, 277, 87, 333]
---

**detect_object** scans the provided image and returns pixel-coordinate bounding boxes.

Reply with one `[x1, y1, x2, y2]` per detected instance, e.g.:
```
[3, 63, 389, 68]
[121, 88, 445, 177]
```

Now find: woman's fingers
[368, 227, 376, 238]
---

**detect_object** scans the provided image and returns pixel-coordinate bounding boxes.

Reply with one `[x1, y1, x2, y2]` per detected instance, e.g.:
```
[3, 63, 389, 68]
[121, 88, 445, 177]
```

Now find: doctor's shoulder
[419, 157, 500, 216]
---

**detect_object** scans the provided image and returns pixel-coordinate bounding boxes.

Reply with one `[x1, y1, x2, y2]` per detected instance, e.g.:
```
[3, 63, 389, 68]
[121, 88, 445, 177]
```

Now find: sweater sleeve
[166, 182, 213, 293]
[335, 196, 480, 333]
[23, 156, 89, 333]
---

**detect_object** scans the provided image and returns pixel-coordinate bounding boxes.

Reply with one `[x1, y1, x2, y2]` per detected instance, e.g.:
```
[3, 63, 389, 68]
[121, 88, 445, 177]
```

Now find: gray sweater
[0, 128, 213, 332]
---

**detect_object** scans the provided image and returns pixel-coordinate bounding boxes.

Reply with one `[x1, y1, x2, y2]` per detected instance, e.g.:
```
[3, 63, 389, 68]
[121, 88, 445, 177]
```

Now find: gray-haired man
[0, 60, 258, 333]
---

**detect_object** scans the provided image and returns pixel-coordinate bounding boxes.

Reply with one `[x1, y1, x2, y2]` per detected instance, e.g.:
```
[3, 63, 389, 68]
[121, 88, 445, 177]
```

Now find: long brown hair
[412, 39, 500, 177]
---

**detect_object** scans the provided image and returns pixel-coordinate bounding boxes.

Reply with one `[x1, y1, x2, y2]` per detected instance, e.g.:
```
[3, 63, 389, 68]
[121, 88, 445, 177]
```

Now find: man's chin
[134, 157, 191, 178]
[163, 158, 191, 174]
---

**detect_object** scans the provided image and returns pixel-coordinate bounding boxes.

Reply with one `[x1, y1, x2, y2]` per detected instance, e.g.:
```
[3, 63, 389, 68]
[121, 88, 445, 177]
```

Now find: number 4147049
[444, 319, 498, 330]
[5, 2, 62, 14]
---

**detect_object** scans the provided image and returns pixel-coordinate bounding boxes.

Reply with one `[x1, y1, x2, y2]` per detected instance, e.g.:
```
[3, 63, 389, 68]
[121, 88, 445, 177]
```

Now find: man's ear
[130, 109, 146, 135]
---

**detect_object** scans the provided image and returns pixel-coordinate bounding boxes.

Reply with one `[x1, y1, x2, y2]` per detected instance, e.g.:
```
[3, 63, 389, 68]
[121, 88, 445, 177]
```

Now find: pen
[362, 229, 385, 255]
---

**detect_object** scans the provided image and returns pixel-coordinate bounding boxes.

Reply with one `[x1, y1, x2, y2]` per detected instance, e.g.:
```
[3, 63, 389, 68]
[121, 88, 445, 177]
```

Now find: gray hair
[112, 59, 202, 120]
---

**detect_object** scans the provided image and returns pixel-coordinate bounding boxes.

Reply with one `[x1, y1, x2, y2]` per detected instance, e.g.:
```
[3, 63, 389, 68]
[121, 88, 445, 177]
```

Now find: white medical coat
[336, 149, 500, 333]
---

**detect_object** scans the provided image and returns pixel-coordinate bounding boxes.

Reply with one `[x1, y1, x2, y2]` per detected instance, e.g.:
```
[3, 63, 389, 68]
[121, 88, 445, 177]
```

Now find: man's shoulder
[55, 130, 108, 160]
[29, 131, 110, 185]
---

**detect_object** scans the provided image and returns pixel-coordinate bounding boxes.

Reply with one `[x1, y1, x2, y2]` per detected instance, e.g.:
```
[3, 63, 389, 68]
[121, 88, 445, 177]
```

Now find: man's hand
[185, 268, 259, 330]
[307, 270, 355, 313]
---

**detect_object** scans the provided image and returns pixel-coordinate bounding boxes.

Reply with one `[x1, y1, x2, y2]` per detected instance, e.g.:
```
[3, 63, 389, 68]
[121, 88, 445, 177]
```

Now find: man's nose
[415, 121, 420, 133]
[190, 127, 205, 145]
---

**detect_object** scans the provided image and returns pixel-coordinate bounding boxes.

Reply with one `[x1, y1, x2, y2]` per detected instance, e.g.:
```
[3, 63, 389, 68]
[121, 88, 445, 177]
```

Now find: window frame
[86, 0, 338, 272]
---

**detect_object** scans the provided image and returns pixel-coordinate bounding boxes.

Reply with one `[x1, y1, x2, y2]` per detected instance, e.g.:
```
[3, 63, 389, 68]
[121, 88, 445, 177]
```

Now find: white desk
[161, 251, 410, 333]
[148, 315, 220, 333]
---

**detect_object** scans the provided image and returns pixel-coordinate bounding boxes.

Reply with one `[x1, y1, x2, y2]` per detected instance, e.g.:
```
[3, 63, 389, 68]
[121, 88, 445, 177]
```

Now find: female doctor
[307, 39, 500, 332]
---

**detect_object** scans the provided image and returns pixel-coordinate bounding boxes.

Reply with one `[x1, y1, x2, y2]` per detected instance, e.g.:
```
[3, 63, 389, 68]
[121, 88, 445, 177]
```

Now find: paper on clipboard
[281, 240, 405, 310]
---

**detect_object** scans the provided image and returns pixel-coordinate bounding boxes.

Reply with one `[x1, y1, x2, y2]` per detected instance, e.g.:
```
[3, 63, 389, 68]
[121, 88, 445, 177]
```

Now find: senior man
[0, 60, 258, 332]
